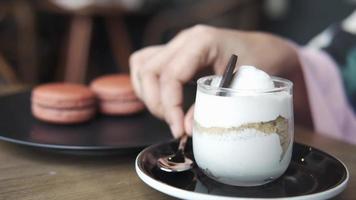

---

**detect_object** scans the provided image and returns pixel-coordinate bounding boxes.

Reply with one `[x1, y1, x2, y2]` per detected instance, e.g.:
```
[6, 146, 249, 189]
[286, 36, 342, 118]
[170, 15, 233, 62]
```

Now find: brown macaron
[90, 74, 145, 115]
[31, 83, 96, 124]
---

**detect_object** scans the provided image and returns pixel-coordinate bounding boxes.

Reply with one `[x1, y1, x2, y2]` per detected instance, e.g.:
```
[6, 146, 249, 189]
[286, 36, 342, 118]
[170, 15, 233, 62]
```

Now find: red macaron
[90, 74, 145, 115]
[31, 83, 97, 124]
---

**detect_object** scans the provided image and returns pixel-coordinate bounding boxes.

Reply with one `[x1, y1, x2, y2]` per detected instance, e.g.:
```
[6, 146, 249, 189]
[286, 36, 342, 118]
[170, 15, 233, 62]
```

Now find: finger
[139, 32, 188, 73]
[184, 104, 195, 136]
[131, 34, 192, 120]
[129, 45, 163, 99]
[134, 44, 184, 119]
[159, 38, 216, 137]
[160, 74, 185, 138]
[139, 69, 164, 119]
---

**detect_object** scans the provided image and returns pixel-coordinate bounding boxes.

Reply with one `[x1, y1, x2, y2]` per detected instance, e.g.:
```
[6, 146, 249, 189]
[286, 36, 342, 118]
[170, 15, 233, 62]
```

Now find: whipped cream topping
[230, 65, 274, 90]
[195, 65, 292, 127]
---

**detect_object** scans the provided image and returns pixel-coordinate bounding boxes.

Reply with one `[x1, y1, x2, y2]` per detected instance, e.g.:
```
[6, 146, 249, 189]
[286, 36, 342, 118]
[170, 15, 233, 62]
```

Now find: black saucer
[0, 91, 172, 154]
[136, 139, 349, 200]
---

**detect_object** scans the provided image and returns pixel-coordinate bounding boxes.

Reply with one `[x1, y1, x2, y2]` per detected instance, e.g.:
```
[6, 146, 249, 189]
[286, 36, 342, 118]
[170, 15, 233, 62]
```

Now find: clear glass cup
[193, 75, 294, 186]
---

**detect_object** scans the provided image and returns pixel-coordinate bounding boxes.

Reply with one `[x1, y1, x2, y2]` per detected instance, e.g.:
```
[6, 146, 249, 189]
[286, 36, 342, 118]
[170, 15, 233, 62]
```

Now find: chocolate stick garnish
[218, 54, 237, 95]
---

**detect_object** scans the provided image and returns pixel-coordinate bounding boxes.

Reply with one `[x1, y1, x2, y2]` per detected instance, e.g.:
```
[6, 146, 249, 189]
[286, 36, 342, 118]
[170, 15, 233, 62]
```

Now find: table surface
[0, 126, 354, 200]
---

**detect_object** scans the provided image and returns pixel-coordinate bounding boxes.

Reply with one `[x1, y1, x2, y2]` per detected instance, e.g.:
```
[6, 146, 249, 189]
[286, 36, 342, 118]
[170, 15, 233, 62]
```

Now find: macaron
[31, 83, 96, 124]
[90, 74, 145, 115]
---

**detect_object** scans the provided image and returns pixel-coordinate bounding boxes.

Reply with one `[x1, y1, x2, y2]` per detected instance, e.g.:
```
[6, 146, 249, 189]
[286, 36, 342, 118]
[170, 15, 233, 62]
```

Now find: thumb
[184, 104, 195, 136]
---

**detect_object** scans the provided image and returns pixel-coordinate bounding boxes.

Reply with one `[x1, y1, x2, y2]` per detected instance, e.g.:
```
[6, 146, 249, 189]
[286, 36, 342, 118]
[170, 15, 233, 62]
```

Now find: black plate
[0, 91, 172, 154]
[136, 139, 349, 199]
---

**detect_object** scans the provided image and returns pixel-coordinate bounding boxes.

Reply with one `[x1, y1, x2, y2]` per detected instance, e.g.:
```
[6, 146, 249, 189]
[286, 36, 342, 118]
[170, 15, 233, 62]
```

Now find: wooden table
[0, 127, 354, 200]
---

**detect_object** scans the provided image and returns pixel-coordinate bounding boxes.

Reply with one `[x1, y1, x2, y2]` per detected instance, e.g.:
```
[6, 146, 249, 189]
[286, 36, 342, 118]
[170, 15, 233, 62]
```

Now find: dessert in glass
[193, 66, 294, 186]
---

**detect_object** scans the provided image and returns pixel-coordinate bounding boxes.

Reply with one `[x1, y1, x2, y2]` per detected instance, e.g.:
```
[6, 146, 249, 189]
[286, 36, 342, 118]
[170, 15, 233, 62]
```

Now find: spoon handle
[178, 134, 189, 152]
[168, 134, 188, 163]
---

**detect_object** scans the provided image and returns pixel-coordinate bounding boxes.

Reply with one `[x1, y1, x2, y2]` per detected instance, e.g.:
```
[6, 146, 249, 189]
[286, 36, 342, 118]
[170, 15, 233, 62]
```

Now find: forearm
[296, 47, 356, 143]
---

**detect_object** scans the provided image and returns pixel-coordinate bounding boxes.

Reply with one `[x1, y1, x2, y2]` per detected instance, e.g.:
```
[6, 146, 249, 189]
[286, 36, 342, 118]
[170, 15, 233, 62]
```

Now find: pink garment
[297, 47, 356, 144]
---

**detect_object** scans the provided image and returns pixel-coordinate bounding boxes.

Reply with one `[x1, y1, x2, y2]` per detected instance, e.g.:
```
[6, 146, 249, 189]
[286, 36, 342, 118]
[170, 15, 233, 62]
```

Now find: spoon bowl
[157, 135, 193, 172]
[157, 156, 193, 172]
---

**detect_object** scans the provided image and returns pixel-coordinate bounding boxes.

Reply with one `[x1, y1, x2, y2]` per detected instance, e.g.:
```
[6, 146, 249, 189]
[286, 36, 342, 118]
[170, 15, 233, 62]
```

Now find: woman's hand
[130, 25, 309, 138]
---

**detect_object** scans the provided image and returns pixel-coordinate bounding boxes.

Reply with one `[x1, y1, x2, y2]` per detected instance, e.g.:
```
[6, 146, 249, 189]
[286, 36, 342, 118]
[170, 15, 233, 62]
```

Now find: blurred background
[0, 0, 355, 94]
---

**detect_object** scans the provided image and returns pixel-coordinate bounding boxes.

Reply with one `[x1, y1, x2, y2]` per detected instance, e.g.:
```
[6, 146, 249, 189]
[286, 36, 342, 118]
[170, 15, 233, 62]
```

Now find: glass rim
[197, 75, 293, 94]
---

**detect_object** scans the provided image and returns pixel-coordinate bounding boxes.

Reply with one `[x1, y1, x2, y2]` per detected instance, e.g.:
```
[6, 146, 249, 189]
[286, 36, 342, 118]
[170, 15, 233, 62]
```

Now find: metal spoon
[157, 134, 193, 172]
[157, 54, 238, 172]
